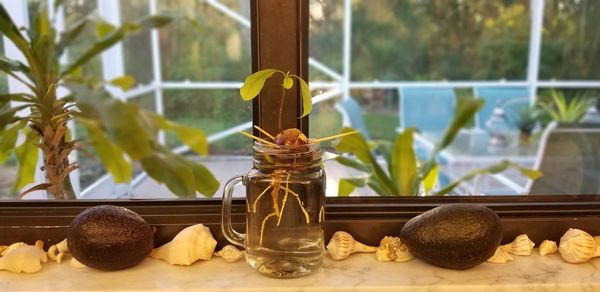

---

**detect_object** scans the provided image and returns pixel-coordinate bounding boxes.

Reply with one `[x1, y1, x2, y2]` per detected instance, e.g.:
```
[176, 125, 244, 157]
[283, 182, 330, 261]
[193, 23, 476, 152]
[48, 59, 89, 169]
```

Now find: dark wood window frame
[1, 0, 600, 247]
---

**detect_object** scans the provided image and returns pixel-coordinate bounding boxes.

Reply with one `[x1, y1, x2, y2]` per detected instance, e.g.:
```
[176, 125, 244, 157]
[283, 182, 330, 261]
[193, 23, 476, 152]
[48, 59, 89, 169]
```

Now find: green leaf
[152, 114, 208, 156]
[79, 118, 132, 183]
[14, 128, 39, 190]
[434, 160, 537, 196]
[298, 77, 312, 118]
[139, 15, 173, 29]
[73, 84, 156, 159]
[334, 155, 372, 173]
[191, 163, 219, 198]
[56, 16, 89, 56]
[332, 127, 397, 195]
[109, 75, 135, 91]
[240, 69, 278, 101]
[141, 150, 196, 197]
[0, 5, 35, 70]
[421, 98, 484, 178]
[95, 21, 116, 38]
[338, 177, 367, 197]
[517, 166, 542, 180]
[391, 128, 417, 195]
[61, 15, 172, 77]
[0, 121, 26, 163]
[423, 164, 439, 195]
[283, 76, 294, 89]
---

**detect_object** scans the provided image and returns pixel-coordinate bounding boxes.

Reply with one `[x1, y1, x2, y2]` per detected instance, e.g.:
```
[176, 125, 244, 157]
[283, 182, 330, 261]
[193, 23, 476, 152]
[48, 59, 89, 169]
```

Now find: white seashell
[487, 247, 514, 264]
[150, 224, 217, 266]
[326, 231, 377, 261]
[375, 236, 413, 262]
[1, 242, 27, 256]
[214, 245, 245, 263]
[559, 228, 600, 264]
[539, 240, 558, 256]
[70, 257, 87, 268]
[48, 238, 70, 263]
[500, 234, 535, 256]
[0, 245, 48, 273]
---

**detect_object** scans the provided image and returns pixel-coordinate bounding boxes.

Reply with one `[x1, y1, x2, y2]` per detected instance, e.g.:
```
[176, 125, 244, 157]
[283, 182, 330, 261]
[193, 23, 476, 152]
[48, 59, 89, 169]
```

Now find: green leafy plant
[332, 99, 541, 196]
[0, 4, 218, 199]
[539, 90, 593, 124]
[240, 69, 312, 132]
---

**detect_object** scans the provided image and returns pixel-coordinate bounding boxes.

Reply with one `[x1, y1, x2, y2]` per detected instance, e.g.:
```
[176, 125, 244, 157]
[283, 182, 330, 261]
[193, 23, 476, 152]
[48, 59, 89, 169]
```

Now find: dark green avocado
[67, 205, 154, 271]
[399, 203, 502, 270]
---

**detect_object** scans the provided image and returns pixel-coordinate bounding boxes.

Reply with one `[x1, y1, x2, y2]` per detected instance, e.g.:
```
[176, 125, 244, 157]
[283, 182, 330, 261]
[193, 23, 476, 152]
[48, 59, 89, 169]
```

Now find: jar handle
[221, 175, 245, 248]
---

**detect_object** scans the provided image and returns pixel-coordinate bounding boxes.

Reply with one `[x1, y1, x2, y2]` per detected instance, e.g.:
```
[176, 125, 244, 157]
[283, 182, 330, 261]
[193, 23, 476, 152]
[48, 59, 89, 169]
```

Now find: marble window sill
[3, 251, 600, 291]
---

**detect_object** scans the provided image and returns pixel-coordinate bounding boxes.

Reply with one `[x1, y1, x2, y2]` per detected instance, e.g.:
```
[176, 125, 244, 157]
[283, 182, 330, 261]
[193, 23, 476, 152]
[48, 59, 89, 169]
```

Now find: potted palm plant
[0, 4, 218, 199]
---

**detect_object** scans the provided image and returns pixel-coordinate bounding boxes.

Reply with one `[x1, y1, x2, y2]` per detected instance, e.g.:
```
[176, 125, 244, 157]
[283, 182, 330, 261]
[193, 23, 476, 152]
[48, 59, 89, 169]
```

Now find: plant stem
[278, 87, 286, 132]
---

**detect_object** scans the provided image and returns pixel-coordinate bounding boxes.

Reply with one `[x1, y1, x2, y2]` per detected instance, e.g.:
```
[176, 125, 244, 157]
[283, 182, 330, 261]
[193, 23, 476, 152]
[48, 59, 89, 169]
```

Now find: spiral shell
[487, 247, 514, 264]
[213, 245, 244, 263]
[539, 240, 558, 256]
[375, 236, 413, 262]
[500, 234, 535, 256]
[326, 231, 377, 261]
[559, 228, 599, 264]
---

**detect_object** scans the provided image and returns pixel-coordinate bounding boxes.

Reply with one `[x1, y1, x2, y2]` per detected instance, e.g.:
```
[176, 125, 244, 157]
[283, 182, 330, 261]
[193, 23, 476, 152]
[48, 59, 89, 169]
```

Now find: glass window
[157, 0, 251, 81]
[540, 0, 600, 80]
[350, 0, 530, 81]
[121, 0, 154, 85]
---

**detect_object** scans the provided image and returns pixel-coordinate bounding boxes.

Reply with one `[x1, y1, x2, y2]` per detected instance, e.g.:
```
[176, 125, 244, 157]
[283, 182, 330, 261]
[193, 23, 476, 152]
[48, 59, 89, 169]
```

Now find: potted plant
[0, 4, 218, 199]
[538, 90, 594, 124]
[332, 99, 541, 196]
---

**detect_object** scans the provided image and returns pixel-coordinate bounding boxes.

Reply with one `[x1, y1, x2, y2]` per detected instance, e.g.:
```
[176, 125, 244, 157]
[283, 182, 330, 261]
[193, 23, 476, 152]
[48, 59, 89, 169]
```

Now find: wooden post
[250, 0, 309, 138]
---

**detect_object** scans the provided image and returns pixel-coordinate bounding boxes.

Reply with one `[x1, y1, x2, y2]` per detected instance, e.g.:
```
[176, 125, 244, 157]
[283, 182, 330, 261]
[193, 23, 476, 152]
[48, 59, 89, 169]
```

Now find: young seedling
[239, 69, 357, 245]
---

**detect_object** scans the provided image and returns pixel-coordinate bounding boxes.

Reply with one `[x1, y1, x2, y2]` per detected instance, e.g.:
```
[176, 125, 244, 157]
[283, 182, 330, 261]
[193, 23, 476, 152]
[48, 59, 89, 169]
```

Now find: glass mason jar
[221, 141, 326, 278]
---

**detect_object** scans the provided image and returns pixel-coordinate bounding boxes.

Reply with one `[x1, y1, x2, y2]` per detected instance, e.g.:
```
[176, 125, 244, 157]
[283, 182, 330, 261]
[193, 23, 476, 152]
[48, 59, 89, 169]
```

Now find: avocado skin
[400, 203, 502, 270]
[67, 205, 154, 271]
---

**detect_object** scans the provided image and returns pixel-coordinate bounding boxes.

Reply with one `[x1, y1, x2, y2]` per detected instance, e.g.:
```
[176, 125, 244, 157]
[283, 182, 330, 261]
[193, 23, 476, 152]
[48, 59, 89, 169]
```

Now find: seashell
[150, 224, 217, 266]
[70, 257, 87, 268]
[0, 245, 47, 273]
[487, 247, 514, 264]
[48, 238, 70, 263]
[559, 228, 600, 264]
[500, 234, 535, 256]
[1, 242, 27, 256]
[214, 245, 245, 263]
[326, 231, 377, 261]
[375, 236, 413, 262]
[539, 240, 558, 256]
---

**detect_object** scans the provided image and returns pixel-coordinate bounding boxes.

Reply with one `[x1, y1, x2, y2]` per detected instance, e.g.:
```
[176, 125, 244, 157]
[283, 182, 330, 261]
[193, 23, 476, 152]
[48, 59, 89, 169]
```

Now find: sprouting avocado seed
[275, 128, 308, 146]
[400, 203, 502, 270]
[67, 205, 154, 271]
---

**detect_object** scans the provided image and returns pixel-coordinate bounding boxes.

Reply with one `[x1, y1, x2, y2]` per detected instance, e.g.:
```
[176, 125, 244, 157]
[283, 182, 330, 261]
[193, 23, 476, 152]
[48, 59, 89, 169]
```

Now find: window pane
[121, 0, 154, 85]
[64, 0, 102, 78]
[540, 0, 600, 80]
[158, 0, 251, 81]
[351, 0, 530, 81]
[309, 0, 343, 82]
